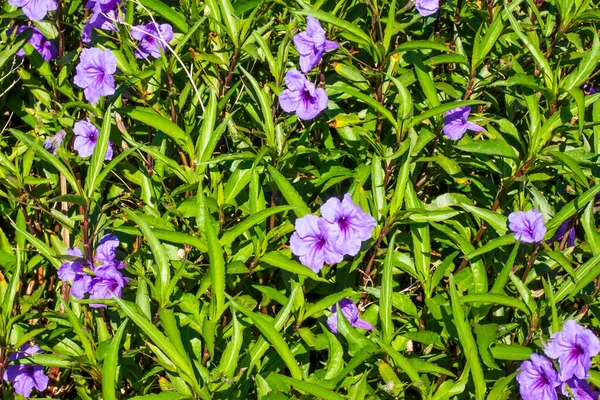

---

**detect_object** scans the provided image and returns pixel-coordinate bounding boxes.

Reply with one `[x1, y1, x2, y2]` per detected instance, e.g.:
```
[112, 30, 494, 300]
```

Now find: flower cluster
[290, 193, 376, 273]
[508, 209, 547, 243]
[58, 234, 127, 308]
[517, 321, 600, 400]
[279, 17, 337, 120]
[10, 26, 57, 61]
[3, 344, 49, 398]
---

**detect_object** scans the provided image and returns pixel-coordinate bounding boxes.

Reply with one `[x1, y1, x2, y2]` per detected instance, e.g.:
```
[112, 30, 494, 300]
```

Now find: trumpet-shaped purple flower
[58, 234, 127, 306]
[415, 0, 440, 16]
[545, 320, 600, 380]
[8, 0, 57, 21]
[86, 0, 120, 12]
[131, 22, 174, 59]
[320, 193, 376, 256]
[583, 84, 597, 96]
[3, 344, 49, 398]
[82, 8, 124, 43]
[73, 119, 114, 160]
[443, 106, 484, 140]
[516, 353, 561, 400]
[327, 299, 373, 334]
[88, 265, 128, 308]
[293, 16, 338, 73]
[94, 234, 126, 270]
[561, 378, 599, 400]
[554, 219, 576, 247]
[508, 209, 546, 243]
[43, 130, 66, 155]
[73, 48, 117, 105]
[290, 215, 343, 273]
[11, 26, 57, 61]
[279, 69, 328, 120]
[57, 248, 92, 299]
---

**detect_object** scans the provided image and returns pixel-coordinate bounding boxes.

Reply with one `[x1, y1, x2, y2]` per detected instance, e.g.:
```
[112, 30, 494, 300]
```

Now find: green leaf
[217, 311, 244, 377]
[391, 40, 452, 54]
[85, 106, 113, 198]
[456, 139, 518, 159]
[203, 200, 226, 322]
[260, 251, 328, 282]
[113, 298, 206, 396]
[490, 344, 533, 360]
[296, 10, 374, 47]
[102, 319, 128, 400]
[122, 209, 171, 305]
[240, 66, 275, 148]
[464, 235, 515, 259]
[0, 29, 33, 69]
[266, 165, 311, 217]
[138, 0, 190, 32]
[220, 206, 294, 246]
[460, 293, 530, 315]
[228, 295, 303, 380]
[334, 82, 399, 131]
[275, 374, 344, 400]
[561, 35, 600, 92]
[380, 232, 397, 344]
[555, 252, 600, 303]
[117, 107, 194, 159]
[10, 130, 80, 195]
[449, 275, 486, 399]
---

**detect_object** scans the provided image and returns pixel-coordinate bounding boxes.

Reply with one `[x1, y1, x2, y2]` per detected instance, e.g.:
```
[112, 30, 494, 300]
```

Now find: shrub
[0, 0, 599, 398]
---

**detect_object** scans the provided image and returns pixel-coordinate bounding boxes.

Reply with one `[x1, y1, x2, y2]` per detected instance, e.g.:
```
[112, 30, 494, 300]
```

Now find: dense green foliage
[1, 0, 600, 398]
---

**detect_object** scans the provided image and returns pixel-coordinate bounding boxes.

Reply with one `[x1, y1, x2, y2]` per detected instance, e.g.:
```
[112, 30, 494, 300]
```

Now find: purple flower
[88, 265, 128, 308]
[583, 84, 597, 96]
[327, 299, 373, 334]
[94, 234, 126, 269]
[86, 0, 120, 12]
[43, 130, 66, 155]
[508, 209, 546, 243]
[3, 344, 49, 398]
[11, 26, 57, 61]
[443, 106, 484, 140]
[290, 214, 343, 273]
[58, 234, 127, 306]
[545, 320, 600, 380]
[415, 0, 440, 16]
[73, 48, 117, 105]
[554, 219, 576, 247]
[8, 0, 57, 21]
[130, 22, 174, 59]
[57, 248, 92, 299]
[279, 69, 328, 120]
[73, 119, 114, 160]
[561, 378, 599, 400]
[293, 16, 338, 73]
[320, 193, 376, 256]
[82, 0, 124, 43]
[516, 354, 561, 400]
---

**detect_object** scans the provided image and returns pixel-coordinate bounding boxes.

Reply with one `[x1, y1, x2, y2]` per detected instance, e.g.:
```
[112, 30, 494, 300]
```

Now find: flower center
[338, 216, 349, 231]
[316, 236, 326, 250]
